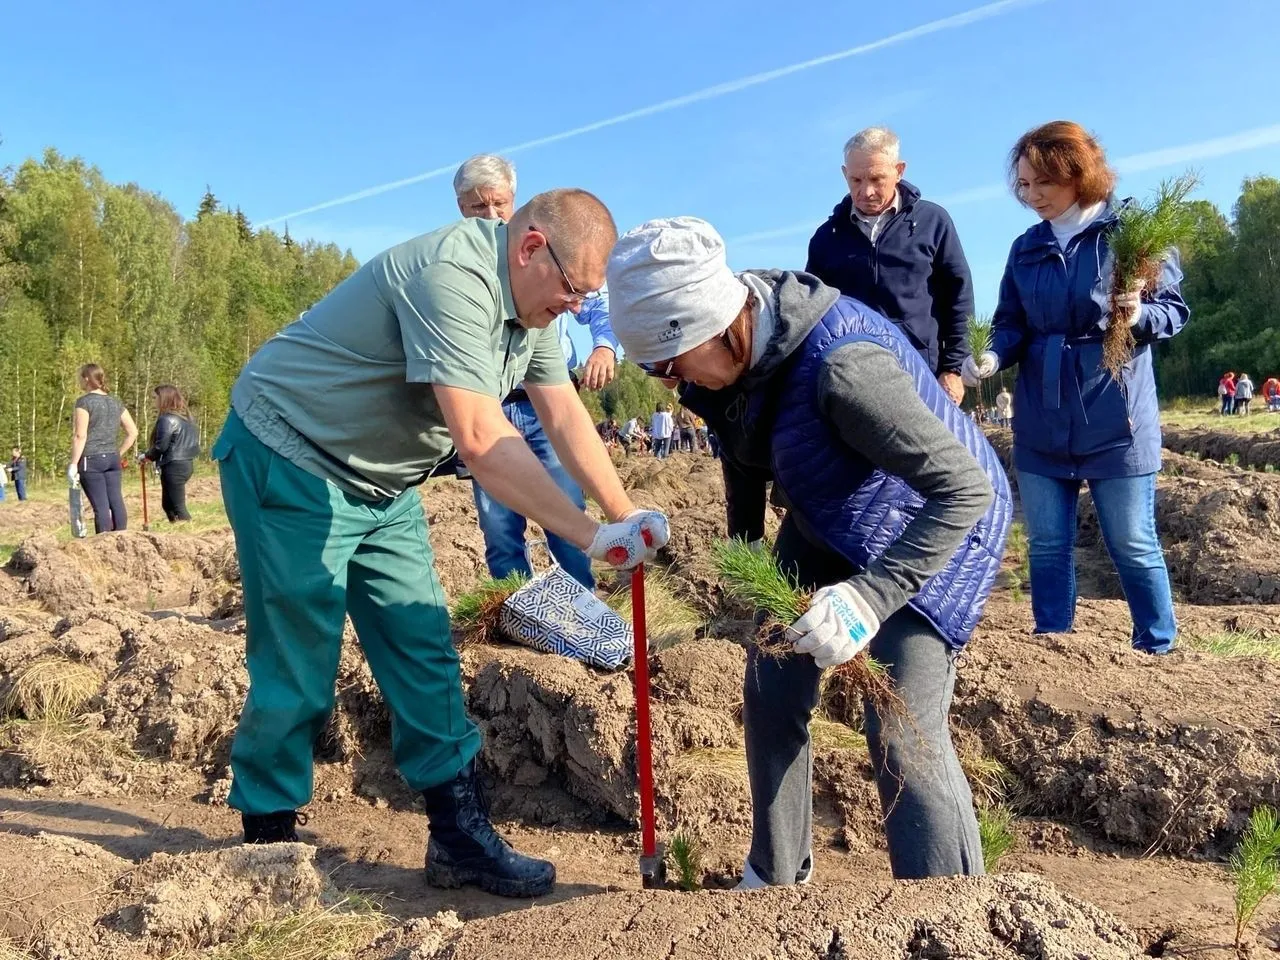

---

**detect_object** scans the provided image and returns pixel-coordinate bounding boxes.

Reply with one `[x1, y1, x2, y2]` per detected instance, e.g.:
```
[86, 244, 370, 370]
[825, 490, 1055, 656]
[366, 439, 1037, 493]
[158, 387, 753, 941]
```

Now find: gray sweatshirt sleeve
[816, 342, 994, 623]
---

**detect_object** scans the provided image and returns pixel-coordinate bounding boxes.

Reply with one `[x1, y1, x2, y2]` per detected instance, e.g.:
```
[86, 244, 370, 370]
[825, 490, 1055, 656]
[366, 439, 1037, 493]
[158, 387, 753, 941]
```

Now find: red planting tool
[630, 564, 665, 888]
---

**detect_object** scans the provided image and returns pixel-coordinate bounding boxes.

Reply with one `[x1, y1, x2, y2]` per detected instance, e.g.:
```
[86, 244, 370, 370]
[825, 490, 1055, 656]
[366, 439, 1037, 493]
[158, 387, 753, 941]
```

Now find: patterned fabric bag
[498, 565, 634, 671]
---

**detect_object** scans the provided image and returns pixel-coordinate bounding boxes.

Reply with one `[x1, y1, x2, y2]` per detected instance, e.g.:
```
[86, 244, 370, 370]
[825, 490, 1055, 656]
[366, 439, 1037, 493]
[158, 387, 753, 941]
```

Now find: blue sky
[5, 0, 1280, 360]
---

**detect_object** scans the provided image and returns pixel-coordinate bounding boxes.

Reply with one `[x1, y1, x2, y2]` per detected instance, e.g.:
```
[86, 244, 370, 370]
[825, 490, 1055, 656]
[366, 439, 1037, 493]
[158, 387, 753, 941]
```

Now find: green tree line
[0, 148, 359, 478]
[1157, 176, 1280, 397]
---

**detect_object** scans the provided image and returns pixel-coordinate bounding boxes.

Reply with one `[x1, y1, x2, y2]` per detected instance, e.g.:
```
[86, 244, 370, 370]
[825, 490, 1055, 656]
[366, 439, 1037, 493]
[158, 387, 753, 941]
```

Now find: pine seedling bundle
[967, 312, 993, 362]
[449, 572, 528, 647]
[1102, 172, 1201, 381]
[712, 539, 901, 719]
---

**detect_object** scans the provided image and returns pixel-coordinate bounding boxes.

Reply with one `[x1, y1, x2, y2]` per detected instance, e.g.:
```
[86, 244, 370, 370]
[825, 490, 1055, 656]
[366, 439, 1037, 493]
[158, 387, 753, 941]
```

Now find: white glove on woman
[1099, 289, 1143, 331]
[788, 581, 880, 669]
[586, 510, 670, 570]
[960, 351, 999, 388]
[66, 464, 80, 487]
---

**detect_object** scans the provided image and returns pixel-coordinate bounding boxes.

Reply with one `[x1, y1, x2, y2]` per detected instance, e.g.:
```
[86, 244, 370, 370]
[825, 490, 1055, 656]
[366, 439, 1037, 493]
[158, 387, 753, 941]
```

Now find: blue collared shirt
[557, 287, 620, 370]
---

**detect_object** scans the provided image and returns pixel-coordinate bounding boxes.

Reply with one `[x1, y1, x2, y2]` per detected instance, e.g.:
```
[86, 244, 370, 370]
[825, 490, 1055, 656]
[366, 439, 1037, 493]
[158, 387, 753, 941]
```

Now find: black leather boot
[242, 810, 308, 844]
[422, 760, 555, 898]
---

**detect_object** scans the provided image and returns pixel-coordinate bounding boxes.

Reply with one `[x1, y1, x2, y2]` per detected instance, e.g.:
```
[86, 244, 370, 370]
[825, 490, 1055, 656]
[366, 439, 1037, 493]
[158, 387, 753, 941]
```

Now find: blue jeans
[652, 437, 671, 459]
[1017, 470, 1176, 654]
[471, 398, 594, 590]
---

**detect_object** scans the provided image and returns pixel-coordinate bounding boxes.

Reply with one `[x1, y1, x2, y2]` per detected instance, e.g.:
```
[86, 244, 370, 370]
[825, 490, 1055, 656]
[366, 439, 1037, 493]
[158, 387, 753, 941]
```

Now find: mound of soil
[1162, 425, 1280, 470]
[0, 832, 131, 946]
[370, 873, 1139, 960]
[959, 596, 1280, 856]
[6, 531, 235, 616]
[1, 834, 332, 960]
[1077, 461, 1280, 604]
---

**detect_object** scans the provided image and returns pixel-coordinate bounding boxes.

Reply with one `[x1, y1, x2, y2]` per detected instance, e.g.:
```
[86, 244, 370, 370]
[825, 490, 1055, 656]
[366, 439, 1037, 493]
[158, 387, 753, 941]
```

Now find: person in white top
[649, 404, 675, 459]
[994, 387, 1013, 427]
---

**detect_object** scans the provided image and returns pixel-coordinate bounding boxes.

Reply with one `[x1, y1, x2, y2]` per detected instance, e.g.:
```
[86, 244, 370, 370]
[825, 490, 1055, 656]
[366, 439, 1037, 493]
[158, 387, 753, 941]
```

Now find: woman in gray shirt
[69, 363, 139, 533]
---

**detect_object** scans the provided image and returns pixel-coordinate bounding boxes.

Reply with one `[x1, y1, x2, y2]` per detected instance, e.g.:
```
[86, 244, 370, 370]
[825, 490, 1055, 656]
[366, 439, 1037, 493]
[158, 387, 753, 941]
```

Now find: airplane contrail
[258, 0, 1045, 226]
[728, 121, 1280, 246]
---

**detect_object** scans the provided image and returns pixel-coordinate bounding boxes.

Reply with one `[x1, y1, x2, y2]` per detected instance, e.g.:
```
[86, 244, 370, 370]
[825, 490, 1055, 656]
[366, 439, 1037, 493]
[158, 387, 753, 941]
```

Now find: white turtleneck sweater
[1049, 201, 1106, 251]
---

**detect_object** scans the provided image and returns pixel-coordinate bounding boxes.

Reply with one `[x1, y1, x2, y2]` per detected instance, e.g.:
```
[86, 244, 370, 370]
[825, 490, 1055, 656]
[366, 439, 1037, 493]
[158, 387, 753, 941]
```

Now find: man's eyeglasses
[534, 228, 601, 304]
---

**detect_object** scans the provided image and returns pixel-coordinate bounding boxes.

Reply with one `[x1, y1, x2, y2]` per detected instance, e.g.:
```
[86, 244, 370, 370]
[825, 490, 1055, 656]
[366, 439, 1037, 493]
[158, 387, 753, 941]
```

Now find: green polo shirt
[230, 219, 568, 501]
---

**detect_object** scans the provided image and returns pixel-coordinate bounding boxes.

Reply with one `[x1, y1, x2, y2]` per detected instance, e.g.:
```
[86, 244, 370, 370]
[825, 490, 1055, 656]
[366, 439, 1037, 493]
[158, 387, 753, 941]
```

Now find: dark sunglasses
[638, 358, 677, 379]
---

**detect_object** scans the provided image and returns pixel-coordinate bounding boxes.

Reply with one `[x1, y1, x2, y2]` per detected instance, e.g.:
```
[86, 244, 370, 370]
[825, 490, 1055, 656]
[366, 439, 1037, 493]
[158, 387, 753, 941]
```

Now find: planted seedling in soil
[449, 572, 528, 648]
[978, 803, 1017, 873]
[668, 829, 704, 892]
[1102, 171, 1200, 381]
[1230, 804, 1280, 954]
[712, 539, 902, 721]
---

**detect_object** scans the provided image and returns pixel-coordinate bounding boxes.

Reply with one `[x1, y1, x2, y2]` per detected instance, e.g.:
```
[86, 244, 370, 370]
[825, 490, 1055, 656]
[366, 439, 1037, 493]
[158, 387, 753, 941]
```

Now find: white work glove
[586, 510, 670, 570]
[66, 464, 79, 485]
[961, 350, 999, 388]
[1099, 287, 1143, 331]
[788, 582, 880, 669]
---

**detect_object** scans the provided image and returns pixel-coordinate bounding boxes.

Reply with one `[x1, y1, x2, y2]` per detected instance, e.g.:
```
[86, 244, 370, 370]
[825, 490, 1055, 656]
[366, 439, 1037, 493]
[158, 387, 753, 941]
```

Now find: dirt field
[0, 446, 1277, 958]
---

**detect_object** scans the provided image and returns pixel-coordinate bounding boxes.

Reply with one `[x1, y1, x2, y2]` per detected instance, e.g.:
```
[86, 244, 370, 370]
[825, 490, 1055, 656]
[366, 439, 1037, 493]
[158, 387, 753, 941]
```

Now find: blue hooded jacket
[991, 201, 1189, 479]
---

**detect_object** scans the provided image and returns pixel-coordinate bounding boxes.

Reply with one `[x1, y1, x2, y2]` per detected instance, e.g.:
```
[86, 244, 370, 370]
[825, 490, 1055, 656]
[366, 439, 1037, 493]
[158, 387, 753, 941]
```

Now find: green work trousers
[213, 411, 479, 815]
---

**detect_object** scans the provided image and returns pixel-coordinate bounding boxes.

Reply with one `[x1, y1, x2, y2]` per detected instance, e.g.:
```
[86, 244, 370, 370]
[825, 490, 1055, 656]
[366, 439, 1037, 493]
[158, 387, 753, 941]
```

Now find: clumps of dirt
[1076, 459, 1280, 604]
[373, 873, 1140, 960]
[1, 834, 358, 960]
[958, 596, 1280, 857]
[1162, 426, 1280, 471]
[5, 531, 236, 616]
[107, 843, 325, 951]
[0, 832, 131, 948]
[461, 637, 881, 853]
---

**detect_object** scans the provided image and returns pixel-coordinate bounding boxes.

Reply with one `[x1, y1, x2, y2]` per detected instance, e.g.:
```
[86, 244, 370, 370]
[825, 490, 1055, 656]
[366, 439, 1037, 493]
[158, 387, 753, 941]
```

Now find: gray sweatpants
[744, 518, 984, 882]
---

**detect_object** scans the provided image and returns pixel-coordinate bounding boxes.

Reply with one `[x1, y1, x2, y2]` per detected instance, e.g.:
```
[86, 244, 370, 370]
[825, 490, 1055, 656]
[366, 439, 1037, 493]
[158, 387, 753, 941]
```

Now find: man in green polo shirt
[213, 188, 669, 899]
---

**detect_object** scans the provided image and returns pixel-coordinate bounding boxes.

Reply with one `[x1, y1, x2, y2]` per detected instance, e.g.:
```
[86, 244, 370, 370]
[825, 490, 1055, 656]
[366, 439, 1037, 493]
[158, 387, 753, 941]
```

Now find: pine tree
[197, 186, 219, 219]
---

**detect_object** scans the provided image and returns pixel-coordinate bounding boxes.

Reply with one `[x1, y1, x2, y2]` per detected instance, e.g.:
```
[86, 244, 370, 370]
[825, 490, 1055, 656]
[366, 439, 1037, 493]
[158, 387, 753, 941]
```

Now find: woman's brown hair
[78, 363, 108, 393]
[722, 291, 756, 367]
[1008, 120, 1116, 207]
[153, 384, 190, 418]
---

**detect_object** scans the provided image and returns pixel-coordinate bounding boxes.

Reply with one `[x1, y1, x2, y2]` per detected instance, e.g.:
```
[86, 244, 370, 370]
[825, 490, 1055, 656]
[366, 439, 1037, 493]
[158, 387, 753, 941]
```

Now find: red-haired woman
[963, 121, 1189, 654]
[69, 363, 139, 533]
[142, 384, 200, 522]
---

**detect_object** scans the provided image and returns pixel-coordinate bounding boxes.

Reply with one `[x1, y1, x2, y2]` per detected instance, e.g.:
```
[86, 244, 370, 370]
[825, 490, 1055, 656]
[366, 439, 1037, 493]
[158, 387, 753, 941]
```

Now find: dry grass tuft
[607, 570, 704, 651]
[959, 742, 1015, 808]
[449, 573, 527, 648]
[4, 657, 102, 721]
[809, 718, 867, 753]
[671, 747, 749, 782]
[208, 897, 392, 960]
[1184, 630, 1279, 662]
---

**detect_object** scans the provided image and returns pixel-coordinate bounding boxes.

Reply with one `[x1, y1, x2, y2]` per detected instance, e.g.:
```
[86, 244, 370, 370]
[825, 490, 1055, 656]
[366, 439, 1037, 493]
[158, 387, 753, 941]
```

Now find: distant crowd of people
[596, 403, 717, 459]
[1218, 371, 1280, 415]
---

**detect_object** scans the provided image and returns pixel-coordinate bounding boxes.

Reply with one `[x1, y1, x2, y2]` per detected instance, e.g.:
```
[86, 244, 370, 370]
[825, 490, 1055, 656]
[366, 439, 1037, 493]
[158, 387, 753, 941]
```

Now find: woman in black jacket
[142, 384, 200, 522]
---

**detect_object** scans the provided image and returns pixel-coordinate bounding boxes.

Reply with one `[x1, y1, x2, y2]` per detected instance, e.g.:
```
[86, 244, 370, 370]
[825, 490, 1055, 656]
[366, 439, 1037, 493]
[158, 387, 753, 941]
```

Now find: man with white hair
[453, 155, 621, 589]
[806, 127, 975, 404]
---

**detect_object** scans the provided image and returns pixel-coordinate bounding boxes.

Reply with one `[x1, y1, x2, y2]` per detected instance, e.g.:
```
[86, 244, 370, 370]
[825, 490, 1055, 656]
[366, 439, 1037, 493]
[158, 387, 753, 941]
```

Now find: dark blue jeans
[79, 452, 127, 533]
[1017, 470, 1176, 654]
[471, 398, 594, 590]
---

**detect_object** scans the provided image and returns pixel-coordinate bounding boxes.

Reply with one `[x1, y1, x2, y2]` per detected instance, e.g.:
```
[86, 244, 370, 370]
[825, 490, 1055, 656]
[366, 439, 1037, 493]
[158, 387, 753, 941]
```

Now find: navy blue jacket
[991, 200, 1189, 479]
[805, 181, 975, 375]
[682, 275, 1010, 650]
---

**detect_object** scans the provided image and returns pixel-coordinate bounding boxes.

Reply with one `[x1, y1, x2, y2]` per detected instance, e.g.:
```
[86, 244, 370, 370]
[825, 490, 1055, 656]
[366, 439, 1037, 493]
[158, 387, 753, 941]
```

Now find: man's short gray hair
[453, 154, 517, 196]
[843, 127, 901, 163]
